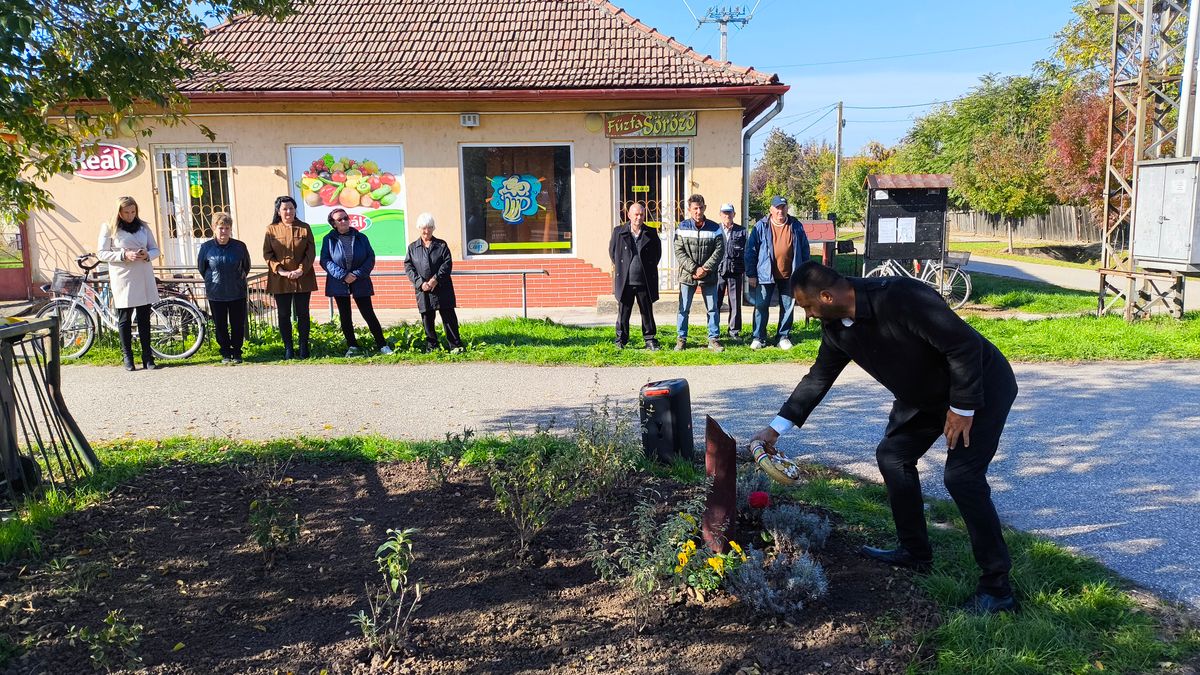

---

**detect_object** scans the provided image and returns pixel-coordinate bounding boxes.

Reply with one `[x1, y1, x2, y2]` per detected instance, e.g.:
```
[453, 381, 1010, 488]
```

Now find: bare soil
[0, 461, 939, 674]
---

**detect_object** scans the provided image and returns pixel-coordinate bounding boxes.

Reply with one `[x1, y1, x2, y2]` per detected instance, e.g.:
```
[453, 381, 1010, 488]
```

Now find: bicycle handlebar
[76, 253, 100, 271]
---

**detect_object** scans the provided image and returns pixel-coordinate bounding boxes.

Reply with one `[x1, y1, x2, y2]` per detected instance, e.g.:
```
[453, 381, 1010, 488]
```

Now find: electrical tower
[692, 4, 757, 61]
[1099, 0, 1190, 319]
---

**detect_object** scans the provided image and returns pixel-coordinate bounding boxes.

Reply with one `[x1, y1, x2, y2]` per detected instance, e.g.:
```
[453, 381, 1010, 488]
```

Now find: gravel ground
[63, 359, 1200, 608]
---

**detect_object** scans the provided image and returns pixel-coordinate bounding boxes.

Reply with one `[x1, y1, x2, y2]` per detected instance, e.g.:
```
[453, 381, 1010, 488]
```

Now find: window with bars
[154, 147, 234, 265]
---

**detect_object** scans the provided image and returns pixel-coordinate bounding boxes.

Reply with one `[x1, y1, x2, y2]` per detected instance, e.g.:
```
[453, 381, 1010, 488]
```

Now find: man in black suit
[751, 261, 1019, 614]
[609, 202, 662, 350]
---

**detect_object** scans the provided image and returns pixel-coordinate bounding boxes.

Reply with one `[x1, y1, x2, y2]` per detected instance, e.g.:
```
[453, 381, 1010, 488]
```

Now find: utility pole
[832, 101, 844, 209]
[692, 4, 757, 61]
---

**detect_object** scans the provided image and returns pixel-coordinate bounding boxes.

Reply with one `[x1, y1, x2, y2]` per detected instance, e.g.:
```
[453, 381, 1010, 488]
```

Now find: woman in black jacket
[404, 213, 463, 353]
[197, 212, 251, 363]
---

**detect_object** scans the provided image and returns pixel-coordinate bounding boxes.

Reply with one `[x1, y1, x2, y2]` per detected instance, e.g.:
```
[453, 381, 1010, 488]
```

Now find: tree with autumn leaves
[749, 1, 1113, 239]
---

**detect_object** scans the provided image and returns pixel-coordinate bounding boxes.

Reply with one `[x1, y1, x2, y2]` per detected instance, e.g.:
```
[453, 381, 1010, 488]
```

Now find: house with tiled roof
[26, 0, 787, 309]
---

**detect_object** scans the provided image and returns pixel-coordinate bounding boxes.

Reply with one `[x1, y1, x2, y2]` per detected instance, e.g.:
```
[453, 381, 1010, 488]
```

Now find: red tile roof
[800, 219, 837, 242]
[181, 0, 781, 93]
[866, 174, 955, 189]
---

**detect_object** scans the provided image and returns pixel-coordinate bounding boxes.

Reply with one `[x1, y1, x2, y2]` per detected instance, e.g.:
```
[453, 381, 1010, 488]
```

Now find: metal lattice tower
[1100, 0, 1189, 319]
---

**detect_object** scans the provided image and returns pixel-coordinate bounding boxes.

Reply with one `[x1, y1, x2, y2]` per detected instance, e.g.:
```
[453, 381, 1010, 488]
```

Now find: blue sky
[616, 1, 1080, 158]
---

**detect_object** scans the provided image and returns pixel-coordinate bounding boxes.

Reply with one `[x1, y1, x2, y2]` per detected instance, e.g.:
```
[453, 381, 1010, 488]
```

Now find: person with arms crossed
[751, 261, 1019, 614]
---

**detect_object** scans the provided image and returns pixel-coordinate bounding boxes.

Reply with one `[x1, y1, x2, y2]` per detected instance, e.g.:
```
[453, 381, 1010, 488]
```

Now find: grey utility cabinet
[1132, 158, 1200, 272]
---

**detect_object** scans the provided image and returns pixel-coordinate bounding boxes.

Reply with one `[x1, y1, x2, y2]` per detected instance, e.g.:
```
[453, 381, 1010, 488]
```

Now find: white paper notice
[877, 217, 897, 244]
[897, 217, 917, 243]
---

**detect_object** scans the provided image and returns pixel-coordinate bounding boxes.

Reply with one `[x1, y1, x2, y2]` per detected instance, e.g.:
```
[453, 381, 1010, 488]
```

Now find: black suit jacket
[779, 276, 1015, 427]
[404, 237, 456, 312]
[609, 223, 662, 302]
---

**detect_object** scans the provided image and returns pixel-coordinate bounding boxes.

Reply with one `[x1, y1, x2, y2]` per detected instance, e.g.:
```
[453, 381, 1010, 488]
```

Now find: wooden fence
[947, 206, 1102, 242]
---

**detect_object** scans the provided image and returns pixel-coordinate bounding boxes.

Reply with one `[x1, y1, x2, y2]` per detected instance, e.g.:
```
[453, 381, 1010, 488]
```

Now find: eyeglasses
[335, 216, 350, 223]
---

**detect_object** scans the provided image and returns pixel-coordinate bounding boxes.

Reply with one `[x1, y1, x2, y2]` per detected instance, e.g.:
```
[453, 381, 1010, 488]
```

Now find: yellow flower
[729, 541, 747, 561]
[683, 540, 697, 554]
[706, 556, 725, 575]
[677, 551, 689, 568]
[680, 513, 696, 525]
[673, 564, 683, 574]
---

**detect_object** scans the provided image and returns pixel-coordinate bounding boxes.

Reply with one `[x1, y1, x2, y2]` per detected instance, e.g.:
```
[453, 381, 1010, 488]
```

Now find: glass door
[153, 147, 234, 267]
[614, 143, 690, 290]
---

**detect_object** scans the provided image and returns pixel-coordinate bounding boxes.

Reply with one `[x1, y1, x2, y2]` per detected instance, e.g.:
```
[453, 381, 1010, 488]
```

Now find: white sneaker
[750, 339, 765, 350]
[379, 346, 393, 355]
[777, 338, 794, 351]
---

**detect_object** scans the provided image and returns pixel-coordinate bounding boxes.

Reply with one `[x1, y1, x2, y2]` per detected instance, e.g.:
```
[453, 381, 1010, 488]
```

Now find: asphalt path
[63, 360, 1200, 608]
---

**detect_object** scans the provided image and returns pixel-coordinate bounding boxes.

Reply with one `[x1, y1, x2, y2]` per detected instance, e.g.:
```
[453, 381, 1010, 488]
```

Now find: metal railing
[0, 317, 97, 506]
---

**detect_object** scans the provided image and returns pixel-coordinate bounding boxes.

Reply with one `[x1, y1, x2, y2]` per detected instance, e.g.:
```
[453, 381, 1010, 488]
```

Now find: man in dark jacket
[609, 202, 662, 350]
[715, 203, 747, 340]
[751, 261, 1019, 615]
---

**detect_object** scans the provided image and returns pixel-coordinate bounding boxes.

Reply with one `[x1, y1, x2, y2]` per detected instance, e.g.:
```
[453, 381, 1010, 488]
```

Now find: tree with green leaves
[822, 141, 896, 226]
[749, 129, 833, 220]
[1, 0, 296, 217]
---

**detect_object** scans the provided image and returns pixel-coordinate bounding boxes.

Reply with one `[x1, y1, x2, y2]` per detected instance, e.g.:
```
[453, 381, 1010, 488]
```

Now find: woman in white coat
[97, 196, 160, 371]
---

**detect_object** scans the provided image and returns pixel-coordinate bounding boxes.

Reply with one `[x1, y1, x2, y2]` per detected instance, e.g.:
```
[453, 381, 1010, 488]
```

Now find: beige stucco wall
[29, 98, 747, 285]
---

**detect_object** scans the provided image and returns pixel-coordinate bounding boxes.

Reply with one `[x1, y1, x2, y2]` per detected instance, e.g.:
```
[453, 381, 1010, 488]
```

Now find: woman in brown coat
[263, 196, 318, 359]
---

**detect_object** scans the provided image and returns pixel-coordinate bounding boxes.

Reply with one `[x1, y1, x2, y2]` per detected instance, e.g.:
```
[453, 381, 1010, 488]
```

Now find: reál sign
[605, 111, 697, 138]
[74, 142, 138, 180]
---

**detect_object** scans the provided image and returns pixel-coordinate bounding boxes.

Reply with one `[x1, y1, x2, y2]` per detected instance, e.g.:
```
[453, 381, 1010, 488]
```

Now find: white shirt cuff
[770, 415, 796, 435]
[949, 406, 974, 417]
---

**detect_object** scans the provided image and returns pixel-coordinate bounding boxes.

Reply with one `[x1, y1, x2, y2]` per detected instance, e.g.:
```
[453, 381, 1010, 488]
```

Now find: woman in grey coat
[403, 213, 463, 353]
[96, 196, 160, 371]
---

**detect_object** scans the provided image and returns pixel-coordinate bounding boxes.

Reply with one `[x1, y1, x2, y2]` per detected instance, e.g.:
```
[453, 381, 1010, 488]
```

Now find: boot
[282, 342, 294, 360]
[142, 357, 157, 371]
[297, 336, 310, 359]
[118, 322, 136, 371]
[138, 327, 156, 370]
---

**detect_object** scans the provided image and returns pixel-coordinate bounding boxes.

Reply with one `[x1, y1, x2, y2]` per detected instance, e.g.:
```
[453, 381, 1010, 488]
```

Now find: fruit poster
[287, 145, 407, 258]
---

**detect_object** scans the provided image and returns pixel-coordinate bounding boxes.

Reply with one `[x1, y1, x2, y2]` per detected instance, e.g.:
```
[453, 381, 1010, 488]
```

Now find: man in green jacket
[673, 193, 725, 351]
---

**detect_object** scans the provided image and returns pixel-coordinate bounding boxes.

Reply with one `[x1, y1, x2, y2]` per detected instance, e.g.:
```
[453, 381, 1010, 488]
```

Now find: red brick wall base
[318, 258, 613, 309]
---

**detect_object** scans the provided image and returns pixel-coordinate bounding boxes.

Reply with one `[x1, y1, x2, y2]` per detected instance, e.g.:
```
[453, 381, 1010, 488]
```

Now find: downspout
[742, 95, 785, 223]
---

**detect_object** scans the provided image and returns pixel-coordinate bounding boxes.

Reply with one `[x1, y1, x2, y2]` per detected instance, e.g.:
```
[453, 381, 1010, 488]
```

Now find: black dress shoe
[122, 359, 136, 372]
[963, 591, 1017, 615]
[861, 545, 932, 572]
[614, 341, 626, 350]
[645, 340, 661, 352]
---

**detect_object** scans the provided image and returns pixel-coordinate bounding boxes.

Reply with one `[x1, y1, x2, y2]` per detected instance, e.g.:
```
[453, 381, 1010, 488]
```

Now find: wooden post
[702, 416, 736, 553]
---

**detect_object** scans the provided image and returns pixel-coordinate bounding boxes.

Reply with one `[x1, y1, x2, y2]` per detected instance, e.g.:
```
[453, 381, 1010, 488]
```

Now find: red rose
[748, 491, 770, 509]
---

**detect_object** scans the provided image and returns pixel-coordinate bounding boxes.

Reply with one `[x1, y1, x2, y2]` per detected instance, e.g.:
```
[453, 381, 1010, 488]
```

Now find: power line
[780, 106, 836, 135]
[761, 36, 1053, 69]
[772, 102, 837, 123]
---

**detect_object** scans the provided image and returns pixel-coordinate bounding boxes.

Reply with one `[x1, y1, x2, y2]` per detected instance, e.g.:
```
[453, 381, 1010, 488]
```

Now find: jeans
[334, 295, 386, 350]
[749, 281, 795, 342]
[676, 282, 720, 340]
[715, 273, 744, 334]
[209, 298, 247, 359]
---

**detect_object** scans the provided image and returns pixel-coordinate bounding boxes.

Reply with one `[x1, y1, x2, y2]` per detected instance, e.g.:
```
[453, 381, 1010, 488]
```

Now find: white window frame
[610, 140, 693, 291]
[459, 142, 577, 260]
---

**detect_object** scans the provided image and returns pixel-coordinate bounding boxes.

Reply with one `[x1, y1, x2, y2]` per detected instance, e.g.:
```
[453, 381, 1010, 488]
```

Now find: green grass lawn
[967, 273, 1104, 315]
[2, 435, 1196, 673]
[66, 305, 1200, 367]
[951, 240, 1100, 270]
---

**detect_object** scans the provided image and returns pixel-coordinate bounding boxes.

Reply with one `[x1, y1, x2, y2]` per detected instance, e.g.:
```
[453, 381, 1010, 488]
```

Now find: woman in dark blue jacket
[197, 212, 251, 364]
[320, 208, 389, 356]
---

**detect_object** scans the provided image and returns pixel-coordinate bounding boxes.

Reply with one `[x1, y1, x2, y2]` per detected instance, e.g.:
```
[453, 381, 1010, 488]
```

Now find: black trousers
[274, 292, 311, 351]
[420, 307, 462, 350]
[210, 298, 247, 359]
[117, 304, 152, 361]
[715, 273, 744, 334]
[875, 373, 1018, 597]
[615, 284, 656, 345]
[334, 295, 386, 349]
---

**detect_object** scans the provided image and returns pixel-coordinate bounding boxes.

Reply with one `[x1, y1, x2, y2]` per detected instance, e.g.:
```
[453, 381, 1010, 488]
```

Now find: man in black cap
[743, 195, 811, 350]
[715, 203, 747, 340]
[751, 260, 1019, 615]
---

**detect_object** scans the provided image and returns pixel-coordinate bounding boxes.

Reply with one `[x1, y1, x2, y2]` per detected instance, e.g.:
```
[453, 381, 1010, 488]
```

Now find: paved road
[967, 255, 1200, 311]
[62, 360, 1200, 609]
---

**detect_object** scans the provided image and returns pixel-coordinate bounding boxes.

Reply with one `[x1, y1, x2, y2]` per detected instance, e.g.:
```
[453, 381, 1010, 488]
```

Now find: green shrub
[488, 431, 589, 554]
[726, 545, 828, 620]
[350, 528, 422, 664]
[762, 504, 831, 553]
[423, 428, 474, 485]
[67, 609, 143, 671]
[572, 399, 642, 497]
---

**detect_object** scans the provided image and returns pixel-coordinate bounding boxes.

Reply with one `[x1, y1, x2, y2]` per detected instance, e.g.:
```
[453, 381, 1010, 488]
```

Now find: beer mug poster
[487, 174, 544, 224]
[287, 145, 408, 258]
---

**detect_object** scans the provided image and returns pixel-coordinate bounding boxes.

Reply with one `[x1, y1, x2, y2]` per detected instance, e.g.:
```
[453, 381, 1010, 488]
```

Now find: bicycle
[36, 253, 208, 360]
[864, 251, 972, 310]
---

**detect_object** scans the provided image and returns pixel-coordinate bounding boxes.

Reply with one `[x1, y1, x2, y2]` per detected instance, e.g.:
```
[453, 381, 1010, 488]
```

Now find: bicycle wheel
[149, 298, 207, 359]
[36, 299, 95, 359]
[864, 263, 892, 278]
[934, 266, 972, 310]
